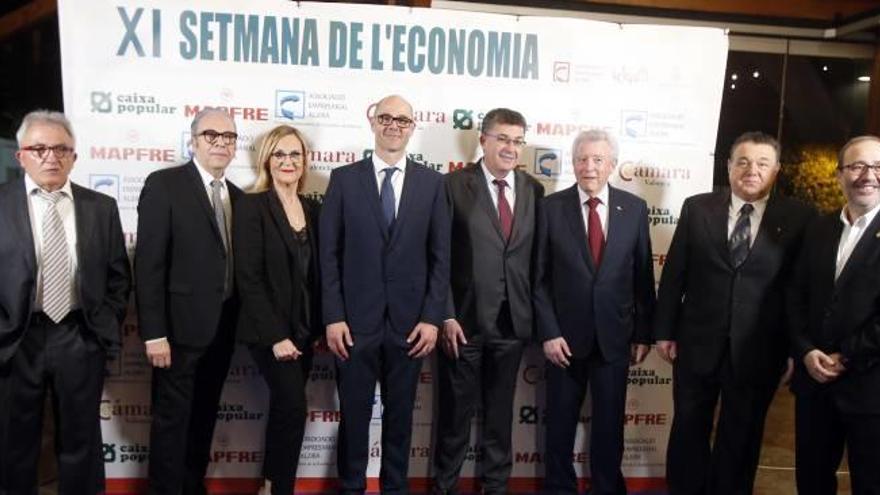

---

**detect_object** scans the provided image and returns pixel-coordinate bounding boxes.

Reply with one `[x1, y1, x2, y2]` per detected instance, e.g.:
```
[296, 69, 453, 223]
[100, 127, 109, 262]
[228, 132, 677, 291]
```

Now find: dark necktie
[729, 203, 754, 268]
[586, 197, 604, 266]
[211, 180, 232, 298]
[380, 167, 397, 231]
[494, 179, 513, 241]
[37, 190, 71, 322]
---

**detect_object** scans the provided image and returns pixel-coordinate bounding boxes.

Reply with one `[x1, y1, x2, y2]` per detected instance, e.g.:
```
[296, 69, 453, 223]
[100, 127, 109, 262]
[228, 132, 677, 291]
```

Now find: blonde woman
[233, 125, 321, 495]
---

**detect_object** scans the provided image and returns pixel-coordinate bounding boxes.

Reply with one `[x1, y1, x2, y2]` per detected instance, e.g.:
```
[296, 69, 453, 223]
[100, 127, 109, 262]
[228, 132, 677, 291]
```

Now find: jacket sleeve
[633, 199, 656, 344]
[532, 197, 562, 342]
[653, 197, 692, 341]
[319, 169, 347, 326]
[421, 175, 451, 327]
[234, 196, 286, 345]
[134, 173, 171, 341]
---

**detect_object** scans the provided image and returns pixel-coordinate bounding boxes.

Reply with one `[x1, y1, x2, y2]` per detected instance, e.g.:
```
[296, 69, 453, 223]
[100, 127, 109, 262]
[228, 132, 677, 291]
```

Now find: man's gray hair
[190, 107, 236, 136]
[571, 129, 619, 164]
[16, 110, 75, 146]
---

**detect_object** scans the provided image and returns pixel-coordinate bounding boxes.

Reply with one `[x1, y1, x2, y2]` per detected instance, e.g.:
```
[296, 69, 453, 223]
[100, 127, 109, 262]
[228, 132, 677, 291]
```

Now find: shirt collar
[24, 173, 73, 198]
[577, 183, 609, 206]
[372, 153, 407, 176]
[193, 157, 226, 189]
[479, 159, 516, 189]
[840, 200, 880, 228]
[730, 192, 769, 217]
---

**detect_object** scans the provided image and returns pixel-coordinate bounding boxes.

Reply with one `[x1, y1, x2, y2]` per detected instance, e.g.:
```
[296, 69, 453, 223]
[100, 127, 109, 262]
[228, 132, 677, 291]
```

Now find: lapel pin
[875, 230, 880, 238]
[616, 205, 623, 211]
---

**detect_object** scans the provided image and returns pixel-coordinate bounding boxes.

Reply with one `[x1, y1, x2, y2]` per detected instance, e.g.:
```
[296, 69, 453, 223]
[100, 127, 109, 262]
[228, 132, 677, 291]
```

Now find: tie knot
[35, 189, 65, 204]
[740, 203, 754, 215]
[383, 167, 398, 178]
[586, 197, 601, 210]
[211, 179, 223, 190]
[493, 179, 508, 190]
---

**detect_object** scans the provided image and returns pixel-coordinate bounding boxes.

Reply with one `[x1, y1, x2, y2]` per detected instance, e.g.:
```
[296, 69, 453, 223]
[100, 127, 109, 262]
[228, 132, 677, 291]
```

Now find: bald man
[320, 95, 450, 494]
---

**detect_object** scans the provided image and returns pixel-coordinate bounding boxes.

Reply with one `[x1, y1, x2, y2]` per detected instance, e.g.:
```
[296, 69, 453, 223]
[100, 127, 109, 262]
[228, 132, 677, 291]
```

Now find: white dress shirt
[372, 153, 406, 215]
[24, 174, 79, 311]
[727, 193, 769, 248]
[577, 184, 609, 239]
[480, 160, 517, 213]
[835, 201, 880, 280]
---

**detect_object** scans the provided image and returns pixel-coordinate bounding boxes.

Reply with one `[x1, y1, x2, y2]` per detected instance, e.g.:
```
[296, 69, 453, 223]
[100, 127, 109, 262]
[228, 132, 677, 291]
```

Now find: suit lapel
[185, 162, 224, 245]
[470, 162, 506, 243]
[390, 160, 419, 246]
[601, 186, 627, 276]
[70, 184, 95, 269]
[562, 185, 596, 273]
[357, 159, 389, 241]
[508, 168, 531, 248]
[747, 196, 785, 266]
[835, 210, 880, 291]
[8, 179, 37, 275]
[266, 189, 300, 256]
[703, 193, 732, 267]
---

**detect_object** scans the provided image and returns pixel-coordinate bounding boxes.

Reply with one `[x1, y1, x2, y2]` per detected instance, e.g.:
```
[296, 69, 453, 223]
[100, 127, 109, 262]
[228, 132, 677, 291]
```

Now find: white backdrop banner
[58, 0, 727, 492]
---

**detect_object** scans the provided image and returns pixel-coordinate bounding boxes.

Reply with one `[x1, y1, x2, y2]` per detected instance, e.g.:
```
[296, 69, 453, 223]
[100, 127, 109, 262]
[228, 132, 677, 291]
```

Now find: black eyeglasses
[270, 150, 303, 162]
[375, 113, 415, 128]
[197, 130, 238, 145]
[21, 145, 75, 160]
[840, 161, 880, 175]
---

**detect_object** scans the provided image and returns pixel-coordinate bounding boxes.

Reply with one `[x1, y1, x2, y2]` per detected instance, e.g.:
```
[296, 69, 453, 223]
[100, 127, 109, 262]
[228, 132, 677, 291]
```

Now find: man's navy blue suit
[320, 157, 450, 494]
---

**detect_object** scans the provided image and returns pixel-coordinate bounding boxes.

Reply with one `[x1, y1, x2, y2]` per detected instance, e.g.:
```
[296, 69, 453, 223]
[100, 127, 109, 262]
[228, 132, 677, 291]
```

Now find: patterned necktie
[37, 190, 71, 323]
[380, 167, 397, 231]
[729, 203, 754, 268]
[586, 197, 605, 267]
[211, 180, 232, 297]
[494, 179, 513, 242]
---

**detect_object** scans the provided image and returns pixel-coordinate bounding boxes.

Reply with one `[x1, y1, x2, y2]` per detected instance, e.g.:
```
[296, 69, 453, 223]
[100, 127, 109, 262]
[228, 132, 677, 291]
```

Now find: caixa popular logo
[534, 149, 562, 177]
[276, 90, 306, 120]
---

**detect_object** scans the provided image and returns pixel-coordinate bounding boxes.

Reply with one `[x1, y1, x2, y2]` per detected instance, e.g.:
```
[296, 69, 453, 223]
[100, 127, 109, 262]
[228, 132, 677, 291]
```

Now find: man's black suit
[320, 158, 450, 494]
[654, 191, 813, 495]
[0, 178, 130, 493]
[788, 210, 880, 495]
[135, 161, 242, 495]
[433, 162, 543, 494]
[533, 184, 655, 495]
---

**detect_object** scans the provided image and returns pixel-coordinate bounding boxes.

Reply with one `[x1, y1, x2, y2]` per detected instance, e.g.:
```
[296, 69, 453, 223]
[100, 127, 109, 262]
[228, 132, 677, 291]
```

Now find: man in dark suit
[433, 108, 543, 494]
[788, 135, 880, 495]
[136, 108, 243, 495]
[0, 110, 130, 493]
[534, 129, 655, 495]
[320, 94, 450, 494]
[655, 131, 814, 495]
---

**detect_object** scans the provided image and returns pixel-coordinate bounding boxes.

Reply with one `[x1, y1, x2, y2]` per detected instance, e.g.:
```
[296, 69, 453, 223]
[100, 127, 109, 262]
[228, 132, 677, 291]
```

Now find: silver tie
[211, 180, 232, 298]
[38, 190, 71, 323]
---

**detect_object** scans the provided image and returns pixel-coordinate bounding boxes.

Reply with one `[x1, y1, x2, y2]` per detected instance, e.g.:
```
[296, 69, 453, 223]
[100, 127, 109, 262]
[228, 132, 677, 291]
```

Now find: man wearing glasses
[655, 131, 814, 495]
[433, 108, 543, 494]
[0, 110, 130, 493]
[136, 108, 243, 495]
[320, 94, 450, 494]
[788, 136, 880, 495]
